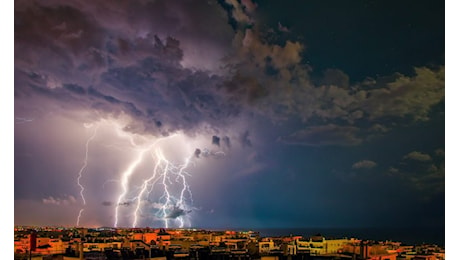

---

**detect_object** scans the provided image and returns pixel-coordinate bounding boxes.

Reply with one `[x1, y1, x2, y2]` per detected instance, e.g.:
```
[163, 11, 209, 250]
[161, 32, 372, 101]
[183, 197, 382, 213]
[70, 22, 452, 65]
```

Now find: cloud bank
[15, 0, 444, 147]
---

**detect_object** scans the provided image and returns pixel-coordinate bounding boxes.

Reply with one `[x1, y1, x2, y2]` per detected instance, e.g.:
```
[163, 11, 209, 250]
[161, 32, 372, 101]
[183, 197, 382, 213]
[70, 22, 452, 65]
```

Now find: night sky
[13, 0, 445, 232]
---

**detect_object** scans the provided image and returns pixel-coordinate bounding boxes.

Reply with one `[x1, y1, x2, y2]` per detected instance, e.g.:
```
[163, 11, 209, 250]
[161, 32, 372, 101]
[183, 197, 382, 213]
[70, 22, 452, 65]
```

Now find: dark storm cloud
[212, 136, 220, 146]
[166, 205, 191, 219]
[118, 201, 132, 207]
[16, 0, 234, 67]
[222, 136, 231, 148]
[208, 134, 230, 149]
[102, 201, 112, 207]
[194, 147, 226, 159]
[194, 148, 201, 158]
[15, 0, 444, 147]
[14, 3, 105, 92]
[15, 0, 244, 136]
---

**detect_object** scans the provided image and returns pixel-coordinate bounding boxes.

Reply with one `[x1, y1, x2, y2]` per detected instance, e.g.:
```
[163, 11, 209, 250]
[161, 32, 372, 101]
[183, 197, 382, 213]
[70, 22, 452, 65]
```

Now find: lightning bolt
[70, 119, 198, 228]
[113, 133, 195, 228]
[159, 150, 172, 228]
[77, 209, 84, 226]
[76, 124, 98, 226]
[132, 151, 164, 228]
[175, 157, 193, 228]
[114, 146, 150, 228]
[154, 150, 194, 228]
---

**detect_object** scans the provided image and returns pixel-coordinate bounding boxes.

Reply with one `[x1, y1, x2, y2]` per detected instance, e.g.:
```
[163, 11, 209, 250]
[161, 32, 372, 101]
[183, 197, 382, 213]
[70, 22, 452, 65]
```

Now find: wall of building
[259, 240, 276, 254]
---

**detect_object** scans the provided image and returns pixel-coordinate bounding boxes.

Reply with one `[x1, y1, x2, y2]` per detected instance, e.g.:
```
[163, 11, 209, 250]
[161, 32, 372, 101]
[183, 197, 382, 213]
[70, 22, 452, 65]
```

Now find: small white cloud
[403, 151, 432, 161]
[389, 167, 399, 173]
[42, 195, 77, 206]
[352, 160, 377, 169]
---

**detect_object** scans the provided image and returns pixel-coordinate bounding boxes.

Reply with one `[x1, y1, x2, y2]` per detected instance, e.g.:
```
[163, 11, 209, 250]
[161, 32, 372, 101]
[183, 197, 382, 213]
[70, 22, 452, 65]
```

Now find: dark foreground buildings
[14, 226, 445, 260]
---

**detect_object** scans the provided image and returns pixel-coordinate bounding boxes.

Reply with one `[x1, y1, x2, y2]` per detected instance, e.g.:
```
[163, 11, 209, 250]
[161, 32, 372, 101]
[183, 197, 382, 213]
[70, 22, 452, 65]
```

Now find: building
[296, 236, 353, 255]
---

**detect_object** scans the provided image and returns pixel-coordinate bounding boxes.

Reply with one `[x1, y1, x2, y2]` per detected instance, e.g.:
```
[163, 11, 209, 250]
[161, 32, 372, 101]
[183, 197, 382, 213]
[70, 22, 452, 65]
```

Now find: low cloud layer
[42, 195, 77, 206]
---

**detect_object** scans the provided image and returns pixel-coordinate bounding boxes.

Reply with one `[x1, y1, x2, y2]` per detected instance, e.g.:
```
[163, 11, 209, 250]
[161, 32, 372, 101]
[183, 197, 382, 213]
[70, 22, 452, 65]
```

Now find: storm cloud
[166, 205, 191, 219]
[15, 0, 444, 146]
[15, 0, 244, 139]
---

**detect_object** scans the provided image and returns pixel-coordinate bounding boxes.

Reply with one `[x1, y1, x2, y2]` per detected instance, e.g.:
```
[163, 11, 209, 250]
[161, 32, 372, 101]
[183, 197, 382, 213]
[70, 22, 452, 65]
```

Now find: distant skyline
[13, 226, 445, 247]
[14, 0, 445, 232]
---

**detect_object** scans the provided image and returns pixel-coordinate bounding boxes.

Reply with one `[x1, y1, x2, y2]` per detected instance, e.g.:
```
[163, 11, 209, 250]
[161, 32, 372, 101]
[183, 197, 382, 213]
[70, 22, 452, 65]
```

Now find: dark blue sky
[255, 0, 444, 82]
[13, 0, 444, 241]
